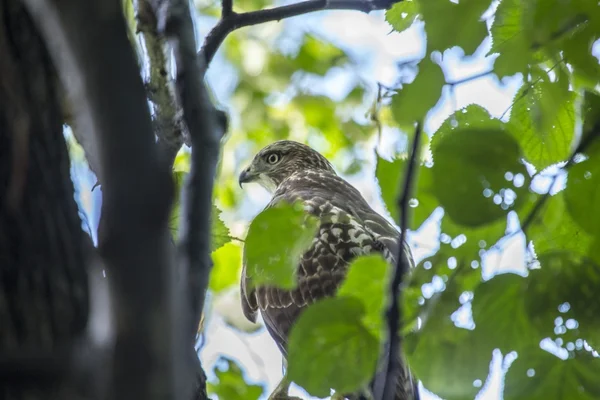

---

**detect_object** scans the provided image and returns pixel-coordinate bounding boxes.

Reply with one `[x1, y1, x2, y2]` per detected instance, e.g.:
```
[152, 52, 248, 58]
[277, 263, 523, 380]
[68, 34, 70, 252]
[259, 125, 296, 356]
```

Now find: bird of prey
[239, 140, 419, 400]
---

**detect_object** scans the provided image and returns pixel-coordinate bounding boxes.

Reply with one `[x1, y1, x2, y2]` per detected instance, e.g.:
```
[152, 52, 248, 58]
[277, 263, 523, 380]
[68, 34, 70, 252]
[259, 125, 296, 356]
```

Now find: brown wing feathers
[241, 170, 401, 351]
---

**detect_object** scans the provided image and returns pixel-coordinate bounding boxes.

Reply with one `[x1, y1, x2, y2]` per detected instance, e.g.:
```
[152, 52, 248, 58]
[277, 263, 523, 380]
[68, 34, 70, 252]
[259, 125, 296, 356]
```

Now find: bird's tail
[363, 347, 419, 400]
[342, 353, 419, 400]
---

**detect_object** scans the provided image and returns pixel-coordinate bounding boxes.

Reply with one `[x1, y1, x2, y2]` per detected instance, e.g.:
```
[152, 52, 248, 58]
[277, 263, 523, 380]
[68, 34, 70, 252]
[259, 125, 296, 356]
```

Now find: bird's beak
[239, 167, 256, 188]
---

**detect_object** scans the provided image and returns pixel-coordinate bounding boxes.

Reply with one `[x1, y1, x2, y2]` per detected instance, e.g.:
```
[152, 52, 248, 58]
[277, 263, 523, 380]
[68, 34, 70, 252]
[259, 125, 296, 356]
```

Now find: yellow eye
[267, 153, 280, 164]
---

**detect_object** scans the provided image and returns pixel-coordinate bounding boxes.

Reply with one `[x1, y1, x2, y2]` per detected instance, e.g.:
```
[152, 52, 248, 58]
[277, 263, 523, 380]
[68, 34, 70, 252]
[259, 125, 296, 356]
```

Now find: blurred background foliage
[70, 0, 600, 399]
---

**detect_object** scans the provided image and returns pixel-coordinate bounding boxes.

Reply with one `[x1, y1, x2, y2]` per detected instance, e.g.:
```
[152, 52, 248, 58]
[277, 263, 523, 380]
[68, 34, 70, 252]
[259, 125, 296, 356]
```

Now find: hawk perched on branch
[239, 140, 418, 400]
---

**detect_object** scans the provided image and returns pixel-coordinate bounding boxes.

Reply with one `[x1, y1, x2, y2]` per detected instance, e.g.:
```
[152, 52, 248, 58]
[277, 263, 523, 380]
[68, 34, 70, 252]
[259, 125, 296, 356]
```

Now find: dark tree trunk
[0, 0, 89, 397]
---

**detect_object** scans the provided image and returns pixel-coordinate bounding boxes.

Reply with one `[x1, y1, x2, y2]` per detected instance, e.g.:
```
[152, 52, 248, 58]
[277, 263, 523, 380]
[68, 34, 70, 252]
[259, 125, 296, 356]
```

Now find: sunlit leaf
[211, 204, 233, 252]
[386, 1, 419, 33]
[170, 172, 231, 250]
[531, 71, 571, 134]
[562, 24, 600, 89]
[508, 83, 576, 169]
[430, 104, 504, 151]
[419, 0, 489, 55]
[287, 297, 379, 397]
[391, 57, 445, 127]
[338, 254, 390, 338]
[210, 242, 243, 293]
[207, 357, 264, 400]
[244, 202, 319, 289]
[489, 0, 532, 77]
[489, 0, 583, 78]
[528, 191, 593, 258]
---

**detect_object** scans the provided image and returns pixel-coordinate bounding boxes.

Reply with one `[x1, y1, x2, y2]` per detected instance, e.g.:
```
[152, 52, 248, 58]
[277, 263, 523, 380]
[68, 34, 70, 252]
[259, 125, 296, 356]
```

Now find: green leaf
[294, 35, 349, 76]
[337, 254, 390, 338]
[209, 242, 242, 293]
[170, 171, 186, 235]
[244, 202, 319, 290]
[429, 105, 535, 260]
[207, 357, 264, 400]
[528, 191, 593, 258]
[532, 71, 572, 134]
[508, 83, 576, 169]
[430, 104, 505, 152]
[375, 154, 438, 230]
[211, 204, 233, 252]
[385, 1, 419, 33]
[525, 252, 600, 349]
[287, 297, 379, 397]
[391, 57, 445, 127]
[562, 24, 600, 89]
[406, 285, 491, 400]
[431, 127, 530, 227]
[489, 0, 531, 77]
[489, 0, 589, 78]
[582, 91, 600, 137]
[472, 273, 541, 353]
[564, 141, 600, 238]
[504, 349, 600, 400]
[419, 0, 489, 54]
[170, 171, 232, 250]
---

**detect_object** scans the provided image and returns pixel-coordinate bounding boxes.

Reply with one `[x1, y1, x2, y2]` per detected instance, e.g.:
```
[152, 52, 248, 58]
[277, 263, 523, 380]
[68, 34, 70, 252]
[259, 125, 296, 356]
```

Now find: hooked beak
[238, 167, 256, 188]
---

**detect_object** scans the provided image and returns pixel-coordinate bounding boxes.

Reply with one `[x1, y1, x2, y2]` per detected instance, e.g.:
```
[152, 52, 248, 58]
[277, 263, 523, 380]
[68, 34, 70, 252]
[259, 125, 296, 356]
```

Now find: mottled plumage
[239, 140, 418, 400]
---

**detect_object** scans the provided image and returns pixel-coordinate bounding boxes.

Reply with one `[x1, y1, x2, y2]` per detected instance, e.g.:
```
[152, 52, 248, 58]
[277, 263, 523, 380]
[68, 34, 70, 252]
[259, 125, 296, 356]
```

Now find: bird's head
[239, 140, 335, 193]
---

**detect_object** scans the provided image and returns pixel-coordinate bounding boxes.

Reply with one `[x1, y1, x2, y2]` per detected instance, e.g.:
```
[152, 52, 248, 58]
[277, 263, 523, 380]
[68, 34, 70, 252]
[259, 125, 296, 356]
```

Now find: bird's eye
[267, 153, 280, 164]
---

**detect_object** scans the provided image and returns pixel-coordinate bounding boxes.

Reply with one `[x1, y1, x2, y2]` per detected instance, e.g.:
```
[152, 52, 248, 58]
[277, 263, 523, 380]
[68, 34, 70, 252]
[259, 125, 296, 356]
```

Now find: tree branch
[23, 1, 177, 399]
[200, 0, 402, 67]
[155, 0, 226, 336]
[152, 0, 226, 398]
[376, 122, 422, 400]
[136, 0, 190, 167]
[222, 0, 233, 18]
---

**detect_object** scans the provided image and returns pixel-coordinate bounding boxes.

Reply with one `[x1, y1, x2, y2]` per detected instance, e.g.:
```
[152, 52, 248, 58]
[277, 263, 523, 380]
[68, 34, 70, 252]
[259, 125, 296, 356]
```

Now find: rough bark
[0, 0, 90, 398]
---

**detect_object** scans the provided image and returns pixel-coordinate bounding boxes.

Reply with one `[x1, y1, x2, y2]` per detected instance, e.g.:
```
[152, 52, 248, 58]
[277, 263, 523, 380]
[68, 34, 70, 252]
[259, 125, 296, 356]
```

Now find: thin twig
[199, 0, 402, 67]
[446, 69, 493, 86]
[375, 122, 423, 400]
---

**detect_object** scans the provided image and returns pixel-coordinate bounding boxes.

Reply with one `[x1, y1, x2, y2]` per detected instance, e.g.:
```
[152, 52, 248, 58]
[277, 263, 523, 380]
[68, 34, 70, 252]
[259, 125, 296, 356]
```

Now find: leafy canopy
[159, 0, 600, 397]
